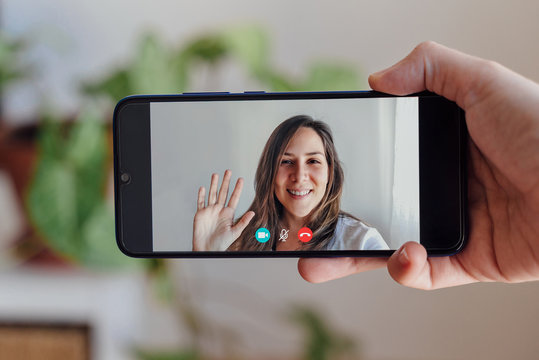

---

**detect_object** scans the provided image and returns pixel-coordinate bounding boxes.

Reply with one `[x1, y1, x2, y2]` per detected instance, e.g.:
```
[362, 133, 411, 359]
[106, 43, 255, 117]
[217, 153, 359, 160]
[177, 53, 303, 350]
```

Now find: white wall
[2, 1, 539, 359]
[3, 1, 539, 121]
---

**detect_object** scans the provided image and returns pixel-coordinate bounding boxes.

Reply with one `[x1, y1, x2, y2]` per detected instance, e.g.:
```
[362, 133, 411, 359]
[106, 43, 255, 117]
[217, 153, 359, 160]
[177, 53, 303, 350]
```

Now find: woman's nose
[291, 163, 308, 181]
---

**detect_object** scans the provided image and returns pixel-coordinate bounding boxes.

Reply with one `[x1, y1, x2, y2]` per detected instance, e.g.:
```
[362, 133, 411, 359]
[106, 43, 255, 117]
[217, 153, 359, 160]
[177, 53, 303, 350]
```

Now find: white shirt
[326, 215, 389, 250]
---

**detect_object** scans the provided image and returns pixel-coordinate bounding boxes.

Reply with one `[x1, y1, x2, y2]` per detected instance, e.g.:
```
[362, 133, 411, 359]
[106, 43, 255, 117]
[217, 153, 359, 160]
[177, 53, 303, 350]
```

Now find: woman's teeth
[288, 189, 310, 196]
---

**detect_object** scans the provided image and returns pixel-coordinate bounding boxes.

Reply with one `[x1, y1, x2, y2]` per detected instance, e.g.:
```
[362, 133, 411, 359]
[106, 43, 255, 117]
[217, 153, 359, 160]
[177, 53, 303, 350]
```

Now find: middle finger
[217, 170, 232, 205]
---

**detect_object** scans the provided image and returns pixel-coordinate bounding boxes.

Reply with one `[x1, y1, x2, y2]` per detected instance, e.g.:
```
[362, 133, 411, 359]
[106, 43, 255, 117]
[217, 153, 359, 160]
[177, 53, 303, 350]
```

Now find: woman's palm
[192, 170, 254, 251]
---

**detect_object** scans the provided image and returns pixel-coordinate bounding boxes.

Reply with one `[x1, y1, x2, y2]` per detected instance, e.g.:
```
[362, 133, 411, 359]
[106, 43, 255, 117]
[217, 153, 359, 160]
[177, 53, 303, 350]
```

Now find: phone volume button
[182, 92, 230, 95]
[243, 91, 266, 94]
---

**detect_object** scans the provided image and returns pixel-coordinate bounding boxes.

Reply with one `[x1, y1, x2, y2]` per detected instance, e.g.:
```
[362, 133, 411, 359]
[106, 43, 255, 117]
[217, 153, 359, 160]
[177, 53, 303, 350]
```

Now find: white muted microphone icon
[279, 229, 289, 242]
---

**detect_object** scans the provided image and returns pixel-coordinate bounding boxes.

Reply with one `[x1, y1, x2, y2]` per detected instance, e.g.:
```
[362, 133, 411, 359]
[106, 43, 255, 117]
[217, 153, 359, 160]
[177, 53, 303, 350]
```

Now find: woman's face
[274, 127, 329, 221]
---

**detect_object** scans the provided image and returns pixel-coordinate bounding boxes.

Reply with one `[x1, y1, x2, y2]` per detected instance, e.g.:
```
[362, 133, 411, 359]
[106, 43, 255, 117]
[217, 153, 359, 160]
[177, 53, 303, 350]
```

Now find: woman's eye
[281, 159, 293, 165]
[308, 159, 321, 164]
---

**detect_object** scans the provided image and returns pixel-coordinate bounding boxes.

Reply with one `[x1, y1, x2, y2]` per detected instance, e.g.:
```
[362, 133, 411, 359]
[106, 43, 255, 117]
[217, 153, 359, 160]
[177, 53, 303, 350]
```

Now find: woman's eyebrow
[283, 151, 324, 156]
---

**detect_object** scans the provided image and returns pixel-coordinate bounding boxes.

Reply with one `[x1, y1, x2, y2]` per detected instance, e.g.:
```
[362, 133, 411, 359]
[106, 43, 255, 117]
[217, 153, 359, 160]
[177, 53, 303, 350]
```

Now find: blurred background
[1, 1, 538, 359]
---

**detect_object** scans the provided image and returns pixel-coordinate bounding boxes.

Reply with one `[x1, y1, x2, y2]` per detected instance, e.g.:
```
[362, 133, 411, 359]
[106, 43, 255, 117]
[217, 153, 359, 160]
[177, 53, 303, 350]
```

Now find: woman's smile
[287, 189, 312, 198]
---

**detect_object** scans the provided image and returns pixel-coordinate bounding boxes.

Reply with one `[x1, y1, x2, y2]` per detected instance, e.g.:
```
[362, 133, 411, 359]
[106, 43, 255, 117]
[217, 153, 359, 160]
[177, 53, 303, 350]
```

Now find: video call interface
[150, 97, 420, 252]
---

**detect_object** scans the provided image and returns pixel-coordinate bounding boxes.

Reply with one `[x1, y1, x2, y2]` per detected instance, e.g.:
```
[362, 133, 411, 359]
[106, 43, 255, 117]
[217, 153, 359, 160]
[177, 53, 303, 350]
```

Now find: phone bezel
[113, 91, 468, 258]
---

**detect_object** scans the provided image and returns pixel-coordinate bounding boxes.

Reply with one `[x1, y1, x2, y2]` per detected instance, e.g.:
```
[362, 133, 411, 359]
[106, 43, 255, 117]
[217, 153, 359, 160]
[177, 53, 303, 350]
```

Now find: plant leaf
[80, 201, 138, 268]
[65, 113, 107, 225]
[129, 33, 180, 94]
[27, 159, 79, 257]
[223, 25, 269, 74]
[302, 62, 360, 91]
[81, 69, 131, 103]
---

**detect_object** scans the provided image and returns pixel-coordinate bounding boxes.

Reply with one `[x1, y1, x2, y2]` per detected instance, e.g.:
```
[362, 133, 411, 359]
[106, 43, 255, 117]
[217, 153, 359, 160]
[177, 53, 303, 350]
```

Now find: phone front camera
[120, 173, 131, 183]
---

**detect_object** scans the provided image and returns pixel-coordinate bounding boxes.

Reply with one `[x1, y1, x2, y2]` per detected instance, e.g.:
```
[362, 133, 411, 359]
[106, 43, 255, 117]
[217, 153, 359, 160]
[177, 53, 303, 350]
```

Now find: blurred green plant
[82, 25, 360, 103]
[26, 110, 136, 268]
[0, 31, 29, 92]
[136, 349, 201, 360]
[224, 26, 360, 91]
[289, 306, 358, 360]
[135, 303, 359, 360]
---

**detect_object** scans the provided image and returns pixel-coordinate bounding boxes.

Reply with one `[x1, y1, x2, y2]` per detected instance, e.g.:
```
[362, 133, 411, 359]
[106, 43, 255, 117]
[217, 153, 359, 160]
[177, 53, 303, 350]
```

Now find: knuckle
[480, 59, 503, 75]
[414, 41, 439, 55]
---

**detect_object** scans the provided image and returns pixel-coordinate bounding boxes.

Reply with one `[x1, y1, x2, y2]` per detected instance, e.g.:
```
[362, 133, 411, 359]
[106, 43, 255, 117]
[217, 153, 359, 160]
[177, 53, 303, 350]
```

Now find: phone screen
[148, 96, 419, 252]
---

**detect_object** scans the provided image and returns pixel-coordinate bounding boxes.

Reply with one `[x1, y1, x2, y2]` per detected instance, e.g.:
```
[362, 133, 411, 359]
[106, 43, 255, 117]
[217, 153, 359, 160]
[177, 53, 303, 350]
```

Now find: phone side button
[182, 92, 230, 95]
[243, 91, 266, 94]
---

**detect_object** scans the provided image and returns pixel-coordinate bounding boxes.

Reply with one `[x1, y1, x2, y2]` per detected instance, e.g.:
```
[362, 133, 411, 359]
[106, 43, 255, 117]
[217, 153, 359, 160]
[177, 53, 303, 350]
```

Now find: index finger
[297, 257, 387, 283]
[368, 41, 491, 110]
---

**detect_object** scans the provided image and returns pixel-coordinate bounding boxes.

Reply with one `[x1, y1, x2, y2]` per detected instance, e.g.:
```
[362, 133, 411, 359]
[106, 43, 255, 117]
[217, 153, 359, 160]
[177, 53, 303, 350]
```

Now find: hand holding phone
[193, 171, 254, 251]
[299, 42, 539, 289]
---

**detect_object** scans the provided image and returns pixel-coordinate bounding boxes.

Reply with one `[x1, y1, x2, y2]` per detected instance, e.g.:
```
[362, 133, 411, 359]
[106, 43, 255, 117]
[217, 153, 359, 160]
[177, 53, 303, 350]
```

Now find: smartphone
[113, 90, 467, 257]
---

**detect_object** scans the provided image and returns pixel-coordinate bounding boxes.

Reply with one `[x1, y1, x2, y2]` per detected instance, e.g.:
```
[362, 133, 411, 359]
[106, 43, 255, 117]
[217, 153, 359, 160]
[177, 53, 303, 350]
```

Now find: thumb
[387, 242, 432, 289]
[387, 241, 479, 290]
[231, 211, 255, 239]
[368, 41, 491, 109]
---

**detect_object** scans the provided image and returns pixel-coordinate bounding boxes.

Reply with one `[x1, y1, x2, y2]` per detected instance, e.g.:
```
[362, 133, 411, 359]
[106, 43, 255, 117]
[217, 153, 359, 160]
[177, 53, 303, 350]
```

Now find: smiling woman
[192, 115, 389, 252]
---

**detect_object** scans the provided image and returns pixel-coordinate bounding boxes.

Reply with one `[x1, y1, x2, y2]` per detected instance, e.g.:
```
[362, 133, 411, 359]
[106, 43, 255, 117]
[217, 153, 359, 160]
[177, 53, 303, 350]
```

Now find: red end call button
[298, 227, 313, 243]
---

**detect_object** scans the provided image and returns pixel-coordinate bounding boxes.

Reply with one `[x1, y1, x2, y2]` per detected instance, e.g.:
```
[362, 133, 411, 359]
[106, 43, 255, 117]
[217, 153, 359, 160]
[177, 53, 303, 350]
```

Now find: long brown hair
[228, 115, 345, 251]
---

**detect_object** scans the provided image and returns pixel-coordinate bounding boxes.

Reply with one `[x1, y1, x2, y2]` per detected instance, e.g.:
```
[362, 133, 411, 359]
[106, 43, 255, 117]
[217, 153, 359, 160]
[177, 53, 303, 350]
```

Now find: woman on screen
[192, 115, 389, 251]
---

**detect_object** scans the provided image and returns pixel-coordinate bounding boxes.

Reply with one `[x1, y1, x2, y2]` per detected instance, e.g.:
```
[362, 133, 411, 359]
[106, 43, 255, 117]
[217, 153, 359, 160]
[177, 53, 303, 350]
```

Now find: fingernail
[398, 247, 410, 266]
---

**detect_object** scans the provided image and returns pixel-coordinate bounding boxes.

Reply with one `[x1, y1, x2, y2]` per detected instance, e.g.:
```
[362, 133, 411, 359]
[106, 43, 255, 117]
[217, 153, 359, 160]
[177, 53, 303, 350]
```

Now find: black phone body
[113, 91, 467, 258]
